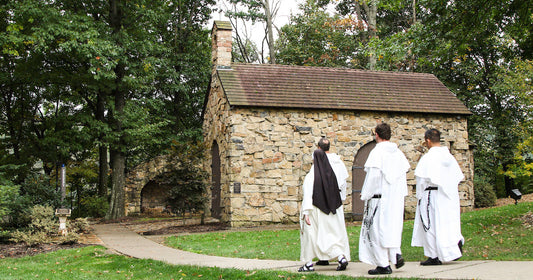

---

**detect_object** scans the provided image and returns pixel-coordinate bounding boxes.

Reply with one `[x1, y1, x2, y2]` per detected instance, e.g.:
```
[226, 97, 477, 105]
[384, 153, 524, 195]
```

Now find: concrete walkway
[93, 223, 532, 279]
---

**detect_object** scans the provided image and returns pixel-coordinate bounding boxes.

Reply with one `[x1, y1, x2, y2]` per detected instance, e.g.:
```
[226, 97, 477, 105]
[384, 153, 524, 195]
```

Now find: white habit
[412, 146, 464, 262]
[300, 153, 351, 262]
[358, 141, 410, 267]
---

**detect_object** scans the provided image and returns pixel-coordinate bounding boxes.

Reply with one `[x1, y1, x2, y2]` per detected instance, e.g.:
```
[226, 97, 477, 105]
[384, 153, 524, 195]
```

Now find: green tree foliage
[473, 176, 497, 208]
[276, 0, 362, 67]
[1, 0, 215, 220]
[411, 0, 533, 196]
[496, 59, 533, 192]
[277, 0, 417, 70]
[334, 0, 416, 70]
[155, 141, 208, 219]
[0, 173, 20, 230]
[1, 174, 60, 229]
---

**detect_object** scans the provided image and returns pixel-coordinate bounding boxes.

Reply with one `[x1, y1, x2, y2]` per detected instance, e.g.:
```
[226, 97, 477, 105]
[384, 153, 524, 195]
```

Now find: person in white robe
[299, 138, 350, 272]
[358, 123, 410, 275]
[412, 128, 464, 265]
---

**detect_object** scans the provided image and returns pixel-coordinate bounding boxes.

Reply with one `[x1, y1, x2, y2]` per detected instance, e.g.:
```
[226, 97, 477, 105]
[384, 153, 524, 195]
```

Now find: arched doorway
[211, 141, 221, 219]
[140, 180, 170, 214]
[351, 140, 376, 220]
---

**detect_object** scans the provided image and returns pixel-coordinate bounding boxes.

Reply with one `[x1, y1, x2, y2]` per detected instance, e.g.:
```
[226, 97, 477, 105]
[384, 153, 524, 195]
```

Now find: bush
[9, 205, 57, 245]
[158, 141, 208, 217]
[0, 182, 19, 229]
[77, 196, 108, 218]
[10, 230, 48, 246]
[474, 176, 498, 208]
[68, 217, 91, 234]
[8, 205, 82, 245]
[0, 230, 11, 243]
[3, 174, 61, 229]
[19, 174, 61, 208]
[28, 205, 57, 234]
[57, 232, 80, 245]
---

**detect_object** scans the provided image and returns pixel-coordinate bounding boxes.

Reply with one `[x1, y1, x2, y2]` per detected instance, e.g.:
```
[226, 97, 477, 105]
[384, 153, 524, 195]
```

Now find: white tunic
[412, 146, 464, 261]
[300, 153, 350, 262]
[358, 141, 410, 267]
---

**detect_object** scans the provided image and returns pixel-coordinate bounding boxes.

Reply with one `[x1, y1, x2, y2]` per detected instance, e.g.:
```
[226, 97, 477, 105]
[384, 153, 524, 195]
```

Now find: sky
[209, 0, 305, 47]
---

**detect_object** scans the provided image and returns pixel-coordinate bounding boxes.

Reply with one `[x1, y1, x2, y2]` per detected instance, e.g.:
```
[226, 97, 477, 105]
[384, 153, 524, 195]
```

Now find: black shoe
[297, 263, 314, 272]
[336, 257, 348, 271]
[420, 257, 442, 266]
[316, 260, 329, 266]
[368, 266, 392, 275]
[395, 254, 405, 269]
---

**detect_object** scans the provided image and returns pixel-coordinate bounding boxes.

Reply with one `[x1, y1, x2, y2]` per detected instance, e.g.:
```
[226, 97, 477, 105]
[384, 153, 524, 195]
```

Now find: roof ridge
[231, 63, 433, 76]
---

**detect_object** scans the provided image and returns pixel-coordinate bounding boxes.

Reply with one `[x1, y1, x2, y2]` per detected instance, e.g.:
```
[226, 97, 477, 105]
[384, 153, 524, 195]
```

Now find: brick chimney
[212, 21, 232, 70]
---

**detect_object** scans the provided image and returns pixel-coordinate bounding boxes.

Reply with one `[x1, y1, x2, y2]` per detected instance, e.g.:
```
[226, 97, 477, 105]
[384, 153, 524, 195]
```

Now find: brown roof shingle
[216, 64, 471, 115]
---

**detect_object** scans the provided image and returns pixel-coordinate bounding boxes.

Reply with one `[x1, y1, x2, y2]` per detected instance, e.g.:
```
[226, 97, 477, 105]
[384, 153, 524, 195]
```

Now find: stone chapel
[202, 21, 474, 227]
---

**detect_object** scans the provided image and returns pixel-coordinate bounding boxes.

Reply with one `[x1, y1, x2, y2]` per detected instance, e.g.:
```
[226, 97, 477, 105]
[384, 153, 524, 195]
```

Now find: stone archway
[124, 155, 173, 216]
[140, 180, 172, 214]
[351, 140, 376, 220]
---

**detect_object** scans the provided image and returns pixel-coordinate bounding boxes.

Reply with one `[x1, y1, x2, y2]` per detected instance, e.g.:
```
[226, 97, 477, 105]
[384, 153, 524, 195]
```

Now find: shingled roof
[216, 64, 471, 115]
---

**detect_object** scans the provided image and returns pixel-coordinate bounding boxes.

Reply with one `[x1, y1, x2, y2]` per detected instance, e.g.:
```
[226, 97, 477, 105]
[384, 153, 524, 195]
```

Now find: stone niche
[125, 155, 173, 216]
[140, 181, 170, 214]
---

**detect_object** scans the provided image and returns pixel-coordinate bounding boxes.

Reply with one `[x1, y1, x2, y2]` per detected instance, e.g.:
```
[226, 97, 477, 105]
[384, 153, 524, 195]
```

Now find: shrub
[10, 230, 48, 246]
[4, 174, 61, 229]
[474, 176, 497, 208]
[19, 174, 61, 208]
[8, 205, 82, 245]
[78, 196, 108, 218]
[28, 205, 57, 234]
[68, 217, 91, 234]
[0, 182, 19, 229]
[0, 230, 11, 243]
[158, 140, 208, 217]
[58, 232, 80, 245]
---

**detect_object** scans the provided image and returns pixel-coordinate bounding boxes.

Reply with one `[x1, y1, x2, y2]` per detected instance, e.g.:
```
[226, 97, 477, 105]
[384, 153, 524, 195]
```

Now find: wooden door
[211, 141, 221, 219]
[351, 140, 376, 220]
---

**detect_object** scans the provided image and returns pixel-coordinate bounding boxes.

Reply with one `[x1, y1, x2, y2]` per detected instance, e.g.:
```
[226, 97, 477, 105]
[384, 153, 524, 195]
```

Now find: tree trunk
[106, 0, 127, 220]
[366, 0, 377, 70]
[107, 149, 126, 219]
[96, 90, 109, 197]
[412, 0, 417, 24]
[106, 74, 126, 219]
[263, 0, 276, 64]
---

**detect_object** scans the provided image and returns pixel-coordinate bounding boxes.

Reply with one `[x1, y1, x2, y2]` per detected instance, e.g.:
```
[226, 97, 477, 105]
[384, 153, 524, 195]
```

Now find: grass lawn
[0, 246, 398, 280]
[0, 202, 530, 279]
[165, 202, 533, 262]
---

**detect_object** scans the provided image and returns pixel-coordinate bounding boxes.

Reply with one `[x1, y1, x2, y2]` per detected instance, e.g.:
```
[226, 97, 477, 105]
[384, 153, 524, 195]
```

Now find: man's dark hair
[425, 128, 441, 143]
[375, 123, 391, 140]
[318, 138, 330, 151]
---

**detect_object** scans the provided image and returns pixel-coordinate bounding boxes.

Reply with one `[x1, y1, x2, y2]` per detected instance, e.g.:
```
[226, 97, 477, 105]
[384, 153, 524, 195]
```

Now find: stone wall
[202, 68, 232, 222]
[125, 155, 173, 215]
[204, 102, 474, 227]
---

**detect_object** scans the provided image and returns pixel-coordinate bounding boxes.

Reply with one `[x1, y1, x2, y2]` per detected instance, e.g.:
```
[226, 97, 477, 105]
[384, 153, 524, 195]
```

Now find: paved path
[93, 223, 532, 279]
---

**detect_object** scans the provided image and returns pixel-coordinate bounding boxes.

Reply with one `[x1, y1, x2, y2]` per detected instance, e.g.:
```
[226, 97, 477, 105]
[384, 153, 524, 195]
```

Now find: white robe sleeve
[301, 167, 314, 218]
[361, 167, 381, 201]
